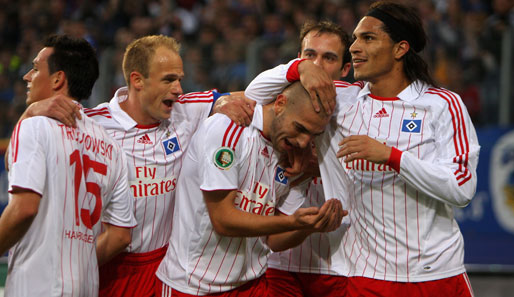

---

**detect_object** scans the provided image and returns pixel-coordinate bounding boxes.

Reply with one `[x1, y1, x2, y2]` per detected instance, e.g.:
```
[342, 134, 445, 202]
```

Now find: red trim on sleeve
[386, 147, 403, 173]
[286, 59, 306, 82]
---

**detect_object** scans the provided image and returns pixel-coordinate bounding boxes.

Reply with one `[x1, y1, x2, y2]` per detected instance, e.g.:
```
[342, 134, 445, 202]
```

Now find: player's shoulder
[84, 103, 113, 120]
[423, 86, 464, 109]
[335, 80, 364, 95]
[199, 114, 248, 148]
[177, 90, 215, 104]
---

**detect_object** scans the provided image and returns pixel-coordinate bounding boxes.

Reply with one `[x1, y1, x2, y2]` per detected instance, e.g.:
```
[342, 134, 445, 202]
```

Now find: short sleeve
[102, 148, 137, 227]
[198, 114, 246, 191]
[8, 118, 47, 195]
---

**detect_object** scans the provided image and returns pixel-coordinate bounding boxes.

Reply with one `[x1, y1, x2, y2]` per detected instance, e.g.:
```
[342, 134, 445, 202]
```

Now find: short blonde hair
[122, 35, 181, 85]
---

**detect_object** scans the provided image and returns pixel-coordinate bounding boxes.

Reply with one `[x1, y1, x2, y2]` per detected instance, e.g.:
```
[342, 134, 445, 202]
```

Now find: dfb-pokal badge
[214, 147, 235, 170]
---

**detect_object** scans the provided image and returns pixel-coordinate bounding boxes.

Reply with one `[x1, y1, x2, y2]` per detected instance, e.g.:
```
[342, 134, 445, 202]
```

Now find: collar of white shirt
[249, 103, 264, 132]
[109, 86, 169, 131]
[358, 80, 429, 102]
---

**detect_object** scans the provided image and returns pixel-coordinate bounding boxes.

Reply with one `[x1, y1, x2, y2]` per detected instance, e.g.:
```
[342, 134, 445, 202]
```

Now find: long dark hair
[367, 1, 437, 87]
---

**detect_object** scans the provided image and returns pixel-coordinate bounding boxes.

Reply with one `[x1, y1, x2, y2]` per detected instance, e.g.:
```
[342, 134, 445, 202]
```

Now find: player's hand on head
[297, 60, 336, 115]
[212, 91, 256, 126]
[25, 94, 81, 127]
[337, 135, 392, 164]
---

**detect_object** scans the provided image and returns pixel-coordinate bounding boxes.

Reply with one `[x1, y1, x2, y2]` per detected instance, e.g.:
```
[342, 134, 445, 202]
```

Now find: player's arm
[96, 223, 131, 266]
[211, 91, 256, 126]
[337, 99, 480, 207]
[266, 198, 346, 252]
[245, 59, 336, 114]
[203, 189, 327, 237]
[18, 94, 81, 127]
[0, 188, 41, 255]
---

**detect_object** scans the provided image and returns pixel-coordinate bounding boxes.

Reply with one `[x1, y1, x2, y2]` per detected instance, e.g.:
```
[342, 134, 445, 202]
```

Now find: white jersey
[156, 105, 303, 295]
[245, 60, 480, 282]
[6, 107, 136, 297]
[268, 178, 340, 275]
[84, 87, 215, 253]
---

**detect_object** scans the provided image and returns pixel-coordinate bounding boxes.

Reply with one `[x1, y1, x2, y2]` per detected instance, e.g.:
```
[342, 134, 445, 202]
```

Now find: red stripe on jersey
[369, 93, 399, 101]
[224, 238, 244, 285]
[211, 238, 234, 285]
[222, 122, 235, 147]
[12, 120, 22, 163]
[441, 89, 470, 168]
[84, 107, 108, 114]
[227, 125, 244, 149]
[177, 99, 214, 104]
[196, 237, 223, 295]
[188, 230, 214, 286]
[179, 91, 213, 99]
[427, 89, 471, 185]
[231, 126, 244, 150]
[84, 110, 112, 118]
[334, 80, 351, 87]
[135, 123, 160, 129]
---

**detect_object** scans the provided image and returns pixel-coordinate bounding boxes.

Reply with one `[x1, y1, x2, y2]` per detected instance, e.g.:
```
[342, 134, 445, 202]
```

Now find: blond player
[1, 35, 136, 297]
[22, 35, 255, 297]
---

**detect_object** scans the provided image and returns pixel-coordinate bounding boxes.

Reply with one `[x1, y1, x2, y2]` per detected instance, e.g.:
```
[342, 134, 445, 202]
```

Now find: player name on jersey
[64, 229, 94, 244]
[59, 124, 113, 160]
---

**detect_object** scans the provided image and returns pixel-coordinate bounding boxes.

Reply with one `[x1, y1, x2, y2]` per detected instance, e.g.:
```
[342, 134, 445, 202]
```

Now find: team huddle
[1, 2, 479, 297]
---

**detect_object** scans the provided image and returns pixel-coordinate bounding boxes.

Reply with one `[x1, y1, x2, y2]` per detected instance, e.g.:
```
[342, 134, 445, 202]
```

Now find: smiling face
[300, 30, 346, 80]
[136, 46, 184, 124]
[350, 16, 398, 83]
[23, 47, 55, 105]
[268, 84, 330, 153]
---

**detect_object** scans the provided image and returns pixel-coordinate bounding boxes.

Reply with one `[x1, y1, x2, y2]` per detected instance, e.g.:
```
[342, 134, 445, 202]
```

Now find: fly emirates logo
[130, 166, 177, 198]
[234, 182, 275, 216]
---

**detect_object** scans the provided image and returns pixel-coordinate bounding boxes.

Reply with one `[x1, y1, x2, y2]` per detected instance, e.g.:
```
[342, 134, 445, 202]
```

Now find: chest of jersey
[233, 133, 290, 215]
[338, 98, 435, 180]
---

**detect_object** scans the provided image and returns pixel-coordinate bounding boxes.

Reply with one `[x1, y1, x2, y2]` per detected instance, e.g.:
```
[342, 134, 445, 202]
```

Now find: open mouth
[163, 99, 173, 107]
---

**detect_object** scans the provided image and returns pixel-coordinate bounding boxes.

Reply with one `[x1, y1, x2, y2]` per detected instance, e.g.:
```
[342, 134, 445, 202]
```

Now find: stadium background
[0, 0, 513, 296]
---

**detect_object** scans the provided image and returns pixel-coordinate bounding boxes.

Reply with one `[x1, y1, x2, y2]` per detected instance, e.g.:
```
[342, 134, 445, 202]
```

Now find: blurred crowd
[0, 0, 513, 137]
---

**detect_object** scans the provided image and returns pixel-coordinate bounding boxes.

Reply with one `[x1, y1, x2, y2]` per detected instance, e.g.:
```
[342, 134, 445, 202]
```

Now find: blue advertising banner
[455, 127, 514, 268]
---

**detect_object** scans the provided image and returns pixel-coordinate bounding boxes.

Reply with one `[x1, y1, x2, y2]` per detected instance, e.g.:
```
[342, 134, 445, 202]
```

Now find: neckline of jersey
[368, 93, 400, 101]
[135, 122, 160, 129]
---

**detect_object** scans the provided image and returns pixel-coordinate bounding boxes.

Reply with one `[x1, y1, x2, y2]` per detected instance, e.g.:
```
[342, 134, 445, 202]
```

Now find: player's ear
[274, 94, 287, 115]
[394, 40, 410, 60]
[52, 70, 66, 91]
[130, 71, 144, 90]
[340, 62, 352, 79]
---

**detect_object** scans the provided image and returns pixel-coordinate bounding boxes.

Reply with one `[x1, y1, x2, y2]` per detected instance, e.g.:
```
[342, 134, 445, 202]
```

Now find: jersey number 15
[70, 150, 107, 230]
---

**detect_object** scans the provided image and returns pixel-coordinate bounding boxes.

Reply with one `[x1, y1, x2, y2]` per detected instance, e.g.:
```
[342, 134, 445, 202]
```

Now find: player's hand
[298, 60, 336, 115]
[337, 135, 392, 164]
[212, 91, 256, 126]
[313, 199, 347, 233]
[25, 94, 81, 127]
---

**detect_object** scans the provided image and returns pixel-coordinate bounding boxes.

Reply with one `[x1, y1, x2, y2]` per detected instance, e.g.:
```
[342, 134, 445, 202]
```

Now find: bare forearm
[0, 204, 36, 255]
[210, 206, 297, 237]
[267, 229, 313, 252]
[96, 224, 131, 266]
